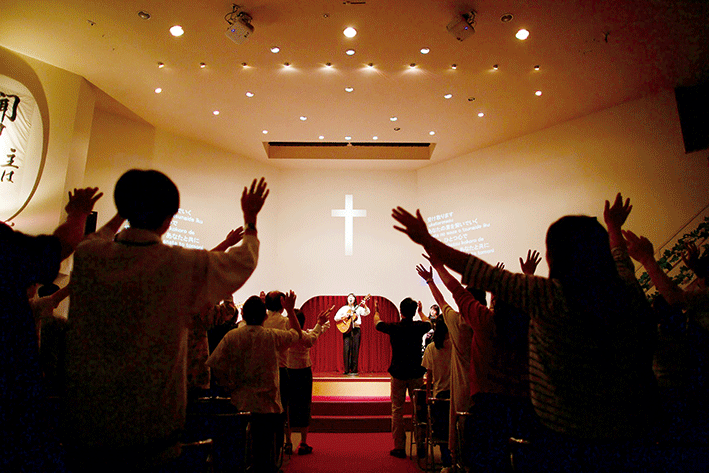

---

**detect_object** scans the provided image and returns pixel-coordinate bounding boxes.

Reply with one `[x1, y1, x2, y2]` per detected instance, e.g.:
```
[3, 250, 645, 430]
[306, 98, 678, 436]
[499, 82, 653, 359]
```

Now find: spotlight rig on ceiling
[447, 10, 476, 42]
[225, 4, 254, 44]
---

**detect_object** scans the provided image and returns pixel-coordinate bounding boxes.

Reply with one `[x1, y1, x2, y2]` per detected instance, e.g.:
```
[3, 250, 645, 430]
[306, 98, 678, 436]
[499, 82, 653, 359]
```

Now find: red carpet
[283, 432, 422, 473]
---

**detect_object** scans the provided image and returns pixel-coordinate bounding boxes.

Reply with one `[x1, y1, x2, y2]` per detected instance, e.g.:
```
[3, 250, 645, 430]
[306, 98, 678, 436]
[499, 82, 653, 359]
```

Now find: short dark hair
[295, 309, 306, 329]
[265, 291, 284, 311]
[399, 297, 418, 319]
[114, 169, 179, 230]
[242, 295, 267, 325]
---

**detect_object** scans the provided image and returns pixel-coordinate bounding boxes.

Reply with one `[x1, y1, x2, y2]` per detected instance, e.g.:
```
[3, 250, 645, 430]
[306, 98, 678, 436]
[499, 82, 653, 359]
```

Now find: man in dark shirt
[374, 297, 431, 459]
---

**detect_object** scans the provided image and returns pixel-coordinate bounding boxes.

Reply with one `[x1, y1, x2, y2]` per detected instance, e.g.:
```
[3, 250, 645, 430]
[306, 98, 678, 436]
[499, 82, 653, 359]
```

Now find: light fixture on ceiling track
[225, 4, 254, 44]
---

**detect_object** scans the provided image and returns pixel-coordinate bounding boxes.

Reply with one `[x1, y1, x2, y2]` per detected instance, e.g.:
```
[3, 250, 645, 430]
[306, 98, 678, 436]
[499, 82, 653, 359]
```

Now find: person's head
[242, 295, 267, 325]
[114, 169, 179, 232]
[433, 317, 449, 349]
[466, 285, 488, 307]
[295, 309, 306, 330]
[264, 291, 284, 312]
[429, 304, 440, 318]
[399, 297, 418, 320]
[347, 293, 356, 305]
[545, 215, 616, 283]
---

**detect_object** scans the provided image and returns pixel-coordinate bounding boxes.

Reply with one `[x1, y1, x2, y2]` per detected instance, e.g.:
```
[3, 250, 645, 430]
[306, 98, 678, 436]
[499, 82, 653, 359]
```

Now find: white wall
[417, 90, 709, 281]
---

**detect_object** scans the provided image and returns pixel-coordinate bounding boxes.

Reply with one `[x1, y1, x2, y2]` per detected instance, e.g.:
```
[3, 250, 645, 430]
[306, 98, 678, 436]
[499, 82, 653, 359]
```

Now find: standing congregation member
[393, 194, 658, 472]
[207, 292, 302, 473]
[1, 187, 102, 471]
[374, 297, 431, 459]
[286, 306, 334, 455]
[64, 170, 268, 472]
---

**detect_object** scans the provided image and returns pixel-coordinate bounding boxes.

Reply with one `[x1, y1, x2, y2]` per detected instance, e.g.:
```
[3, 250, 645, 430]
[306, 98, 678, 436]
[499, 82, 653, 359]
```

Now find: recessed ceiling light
[169, 25, 184, 37]
[390, 116, 398, 122]
[343, 27, 357, 38]
[245, 91, 254, 97]
[534, 65, 540, 70]
[516, 29, 530, 40]
[444, 93, 453, 99]
[478, 112, 485, 117]
[300, 116, 307, 121]
[138, 11, 151, 20]
[451, 64, 457, 69]
[154, 87, 162, 94]
[319, 135, 325, 140]
[372, 136, 378, 140]
[492, 64, 499, 70]
[535, 90, 543, 96]
[283, 62, 291, 67]
[270, 46, 280, 53]
[157, 62, 165, 68]
[345, 136, 352, 140]
[346, 49, 356, 56]
[345, 87, 354, 92]
[242, 62, 249, 68]
[367, 63, 374, 68]
[394, 127, 401, 131]
[262, 130, 268, 134]
[420, 47, 430, 54]
[468, 97, 476, 102]
[325, 62, 333, 68]
[213, 110, 220, 115]
[501, 13, 514, 22]
[429, 131, 435, 135]
[409, 63, 416, 68]
[199, 62, 206, 68]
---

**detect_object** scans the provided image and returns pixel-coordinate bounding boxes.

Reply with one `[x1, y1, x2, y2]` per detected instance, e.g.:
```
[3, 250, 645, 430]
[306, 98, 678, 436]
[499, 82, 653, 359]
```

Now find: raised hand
[622, 230, 655, 265]
[65, 187, 103, 216]
[392, 207, 430, 245]
[416, 264, 434, 282]
[496, 262, 505, 271]
[241, 177, 269, 225]
[604, 192, 632, 230]
[318, 305, 335, 325]
[282, 290, 297, 315]
[519, 250, 542, 275]
[224, 227, 244, 246]
[681, 241, 701, 273]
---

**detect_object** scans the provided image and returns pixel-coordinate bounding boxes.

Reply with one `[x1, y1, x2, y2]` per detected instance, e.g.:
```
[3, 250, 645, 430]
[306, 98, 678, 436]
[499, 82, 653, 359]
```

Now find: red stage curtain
[300, 295, 400, 374]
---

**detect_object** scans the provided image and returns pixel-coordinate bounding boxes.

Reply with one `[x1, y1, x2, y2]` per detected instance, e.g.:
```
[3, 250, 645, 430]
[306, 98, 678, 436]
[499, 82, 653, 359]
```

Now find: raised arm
[53, 187, 103, 259]
[282, 290, 302, 336]
[241, 178, 269, 236]
[623, 230, 684, 305]
[604, 192, 632, 251]
[392, 207, 470, 275]
[211, 227, 244, 251]
[416, 263, 449, 314]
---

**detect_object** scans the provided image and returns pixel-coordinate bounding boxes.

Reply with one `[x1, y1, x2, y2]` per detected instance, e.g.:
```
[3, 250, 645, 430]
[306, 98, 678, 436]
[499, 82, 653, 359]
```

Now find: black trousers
[342, 327, 361, 373]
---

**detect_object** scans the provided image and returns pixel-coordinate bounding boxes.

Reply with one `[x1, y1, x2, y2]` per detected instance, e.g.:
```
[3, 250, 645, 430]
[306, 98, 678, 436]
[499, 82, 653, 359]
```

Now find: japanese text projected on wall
[164, 208, 205, 249]
[427, 211, 494, 256]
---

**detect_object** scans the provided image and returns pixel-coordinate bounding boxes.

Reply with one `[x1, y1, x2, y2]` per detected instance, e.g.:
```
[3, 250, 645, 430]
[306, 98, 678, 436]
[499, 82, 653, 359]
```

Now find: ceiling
[1, 0, 708, 170]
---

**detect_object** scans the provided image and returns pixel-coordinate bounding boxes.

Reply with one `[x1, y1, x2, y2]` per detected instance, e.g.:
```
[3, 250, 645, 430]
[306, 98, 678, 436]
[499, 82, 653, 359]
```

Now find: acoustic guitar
[336, 294, 371, 333]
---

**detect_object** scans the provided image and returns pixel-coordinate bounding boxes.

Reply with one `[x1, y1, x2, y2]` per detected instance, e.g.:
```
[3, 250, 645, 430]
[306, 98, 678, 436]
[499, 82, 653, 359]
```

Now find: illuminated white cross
[332, 194, 366, 256]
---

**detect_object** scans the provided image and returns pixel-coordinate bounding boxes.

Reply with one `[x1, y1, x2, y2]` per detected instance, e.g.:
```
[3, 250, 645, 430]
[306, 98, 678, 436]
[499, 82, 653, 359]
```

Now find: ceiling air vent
[264, 142, 434, 160]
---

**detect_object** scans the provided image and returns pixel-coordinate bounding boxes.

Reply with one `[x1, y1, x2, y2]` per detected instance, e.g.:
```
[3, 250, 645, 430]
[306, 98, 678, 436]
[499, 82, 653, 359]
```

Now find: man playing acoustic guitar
[334, 293, 370, 375]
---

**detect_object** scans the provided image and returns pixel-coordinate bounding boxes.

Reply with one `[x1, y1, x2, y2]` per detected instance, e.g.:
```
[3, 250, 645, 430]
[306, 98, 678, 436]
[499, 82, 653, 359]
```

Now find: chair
[455, 411, 474, 471]
[409, 388, 428, 460]
[178, 438, 214, 473]
[426, 396, 450, 472]
[184, 397, 251, 473]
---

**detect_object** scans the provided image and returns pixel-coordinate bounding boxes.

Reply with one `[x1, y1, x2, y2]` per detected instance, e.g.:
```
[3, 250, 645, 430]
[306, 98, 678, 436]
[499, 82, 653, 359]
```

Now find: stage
[310, 372, 412, 433]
